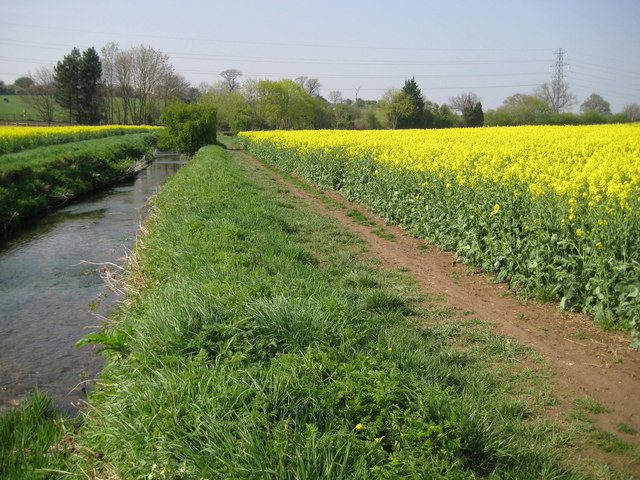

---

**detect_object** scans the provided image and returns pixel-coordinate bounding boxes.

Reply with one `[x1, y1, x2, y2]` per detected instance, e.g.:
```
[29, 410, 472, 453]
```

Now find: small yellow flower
[596, 241, 603, 248]
[355, 423, 363, 430]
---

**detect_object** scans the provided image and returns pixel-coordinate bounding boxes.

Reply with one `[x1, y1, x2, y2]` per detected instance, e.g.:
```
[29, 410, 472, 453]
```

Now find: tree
[220, 69, 242, 92]
[202, 87, 247, 133]
[397, 77, 425, 129]
[13, 76, 34, 94]
[328, 90, 343, 104]
[580, 93, 611, 115]
[295, 77, 321, 97]
[448, 91, 481, 114]
[54, 47, 102, 124]
[100, 42, 119, 124]
[305, 78, 321, 97]
[132, 45, 171, 124]
[463, 101, 484, 127]
[534, 81, 576, 114]
[77, 47, 103, 124]
[158, 101, 217, 156]
[622, 103, 640, 122]
[485, 94, 551, 126]
[256, 79, 317, 129]
[380, 88, 413, 129]
[23, 67, 56, 124]
[0, 81, 16, 95]
[54, 47, 82, 122]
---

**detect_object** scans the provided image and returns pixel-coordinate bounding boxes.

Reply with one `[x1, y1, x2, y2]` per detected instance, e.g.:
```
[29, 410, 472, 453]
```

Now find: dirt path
[240, 151, 640, 449]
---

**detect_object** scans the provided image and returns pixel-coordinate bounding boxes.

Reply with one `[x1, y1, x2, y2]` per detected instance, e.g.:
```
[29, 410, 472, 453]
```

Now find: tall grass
[0, 391, 68, 480]
[66, 145, 585, 479]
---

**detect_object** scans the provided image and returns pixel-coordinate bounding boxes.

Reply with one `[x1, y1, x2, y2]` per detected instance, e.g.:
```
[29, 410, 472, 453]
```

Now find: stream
[0, 154, 184, 415]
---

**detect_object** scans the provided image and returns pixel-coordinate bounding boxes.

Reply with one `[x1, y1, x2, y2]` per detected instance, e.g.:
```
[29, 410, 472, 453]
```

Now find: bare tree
[23, 67, 56, 123]
[622, 103, 640, 122]
[305, 78, 321, 97]
[132, 45, 171, 124]
[295, 76, 308, 88]
[220, 69, 242, 92]
[328, 90, 343, 104]
[159, 70, 190, 108]
[534, 82, 576, 113]
[114, 48, 135, 123]
[448, 91, 481, 114]
[100, 42, 119, 123]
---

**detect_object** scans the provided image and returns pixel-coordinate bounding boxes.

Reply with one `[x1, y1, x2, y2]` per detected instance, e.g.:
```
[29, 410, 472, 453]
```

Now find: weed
[616, 423, 637, 435]
[573, 397, 609, 414]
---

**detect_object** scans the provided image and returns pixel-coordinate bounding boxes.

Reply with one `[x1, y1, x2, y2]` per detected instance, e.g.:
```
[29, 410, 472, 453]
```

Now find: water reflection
[0, 158, 183, 414]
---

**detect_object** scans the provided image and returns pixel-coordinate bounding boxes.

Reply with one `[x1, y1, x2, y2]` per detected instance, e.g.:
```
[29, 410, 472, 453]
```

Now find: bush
[158, 101, 217, 156]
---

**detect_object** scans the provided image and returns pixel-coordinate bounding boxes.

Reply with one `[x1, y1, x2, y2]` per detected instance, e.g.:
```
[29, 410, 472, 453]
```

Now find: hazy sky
[2, 0, 639, 112]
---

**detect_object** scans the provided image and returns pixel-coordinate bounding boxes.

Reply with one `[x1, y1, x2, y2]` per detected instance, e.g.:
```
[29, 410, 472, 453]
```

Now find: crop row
[0, 125, 162, 155]
[240, 125, 640, 345]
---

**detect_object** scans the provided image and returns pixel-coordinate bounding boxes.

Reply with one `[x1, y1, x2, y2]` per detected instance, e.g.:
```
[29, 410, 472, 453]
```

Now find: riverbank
[0, 132, 158, 233]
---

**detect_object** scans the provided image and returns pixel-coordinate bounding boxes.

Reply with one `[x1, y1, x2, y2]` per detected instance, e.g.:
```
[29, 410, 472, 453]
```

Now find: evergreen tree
[463, 101, 484, 127]
[397, 77, 425, 128]
[77, 47, 103, 124]
[54, 48, 82, 123]
[54, 47, 102, 124]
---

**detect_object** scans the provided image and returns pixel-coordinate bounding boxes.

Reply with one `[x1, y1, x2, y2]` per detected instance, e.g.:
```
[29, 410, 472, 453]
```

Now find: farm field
[0, 94, 67, 123]
[240, 124, 640, 346]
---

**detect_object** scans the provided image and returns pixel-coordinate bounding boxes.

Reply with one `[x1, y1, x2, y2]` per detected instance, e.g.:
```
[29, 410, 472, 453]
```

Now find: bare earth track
[238, 150, 640, 463]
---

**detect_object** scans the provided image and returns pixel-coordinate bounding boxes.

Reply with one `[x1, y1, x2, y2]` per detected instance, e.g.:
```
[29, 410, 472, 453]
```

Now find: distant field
[0, 95, 68, 123]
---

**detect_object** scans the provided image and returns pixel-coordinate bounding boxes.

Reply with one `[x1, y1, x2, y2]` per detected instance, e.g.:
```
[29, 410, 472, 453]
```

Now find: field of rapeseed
[0, 125, 162, 155]
[240, 124, 640, 345]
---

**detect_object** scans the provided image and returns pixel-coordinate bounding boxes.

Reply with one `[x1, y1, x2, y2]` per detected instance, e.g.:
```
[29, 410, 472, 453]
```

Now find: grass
[573, 397, 609, 414]
[0, 95, 67, 122]
[58, 144, 600, 479]
[0, 133, 157, 232]
[0, 391, 69, 480]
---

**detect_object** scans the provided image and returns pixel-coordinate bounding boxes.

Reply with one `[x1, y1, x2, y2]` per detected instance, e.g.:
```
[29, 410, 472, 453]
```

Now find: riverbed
[0, 155, 183, 414]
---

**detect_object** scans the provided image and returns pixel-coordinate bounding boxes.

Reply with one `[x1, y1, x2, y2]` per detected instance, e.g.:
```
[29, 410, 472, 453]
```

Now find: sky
[1, 0, 639, 112]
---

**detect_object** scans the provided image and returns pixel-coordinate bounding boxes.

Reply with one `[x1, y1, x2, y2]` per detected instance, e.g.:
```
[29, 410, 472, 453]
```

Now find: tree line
[2, 44, 193, 125]
[2, 45, 639, 128]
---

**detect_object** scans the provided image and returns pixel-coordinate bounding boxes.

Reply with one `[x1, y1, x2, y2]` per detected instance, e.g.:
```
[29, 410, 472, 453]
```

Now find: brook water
[0, 155, 184, 414]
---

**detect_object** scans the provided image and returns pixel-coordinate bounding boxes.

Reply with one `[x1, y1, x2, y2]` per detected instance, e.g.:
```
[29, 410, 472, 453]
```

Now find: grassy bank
[54, 144, 598, 479]
[0, 132, 157, 232]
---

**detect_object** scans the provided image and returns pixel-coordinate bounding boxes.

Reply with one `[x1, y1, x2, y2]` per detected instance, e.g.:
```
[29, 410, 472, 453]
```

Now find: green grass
[573, 397, 609, 414]
[345, 208, 376, 226]
[0, 133, 157, 232]
[0, 391, 69, 480]
[617, 423, 637, 435]
[62, 144, 595, 479]
[0, 95, 67, 122]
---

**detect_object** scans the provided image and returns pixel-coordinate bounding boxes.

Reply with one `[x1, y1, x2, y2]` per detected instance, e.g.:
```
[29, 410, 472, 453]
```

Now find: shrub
[158, 101, 217, 156]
